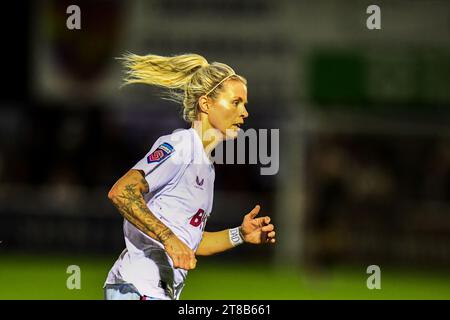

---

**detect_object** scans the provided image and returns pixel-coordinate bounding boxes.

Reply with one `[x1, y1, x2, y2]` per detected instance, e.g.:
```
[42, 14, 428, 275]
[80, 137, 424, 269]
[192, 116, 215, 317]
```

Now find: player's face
[208, 80, 248, 140]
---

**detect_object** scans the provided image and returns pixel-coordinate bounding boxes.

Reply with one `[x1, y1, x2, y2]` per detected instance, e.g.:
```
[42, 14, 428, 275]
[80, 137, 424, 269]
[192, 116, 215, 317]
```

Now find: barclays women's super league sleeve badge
[147, 143, 174, 163]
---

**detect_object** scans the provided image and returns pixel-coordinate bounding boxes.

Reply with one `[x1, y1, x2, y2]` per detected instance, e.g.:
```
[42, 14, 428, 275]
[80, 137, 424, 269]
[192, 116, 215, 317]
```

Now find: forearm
[111, 191, 162, 240]
[196, 229, 242, 256]
[108, 171, 175, 244]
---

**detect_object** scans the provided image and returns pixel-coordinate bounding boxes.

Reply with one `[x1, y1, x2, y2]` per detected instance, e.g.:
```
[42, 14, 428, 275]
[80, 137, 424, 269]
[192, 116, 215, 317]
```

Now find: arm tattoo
[111, 180, 174, 245]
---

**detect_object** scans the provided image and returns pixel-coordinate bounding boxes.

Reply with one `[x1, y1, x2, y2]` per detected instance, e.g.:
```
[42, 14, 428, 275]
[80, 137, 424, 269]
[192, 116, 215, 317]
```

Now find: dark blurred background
[0, 0, 450, 299]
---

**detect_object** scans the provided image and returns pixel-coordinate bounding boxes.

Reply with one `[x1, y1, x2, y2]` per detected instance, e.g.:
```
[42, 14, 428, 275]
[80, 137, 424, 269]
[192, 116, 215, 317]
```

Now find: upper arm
[110, 134, 189, 199]
[108, 169, 149, 199]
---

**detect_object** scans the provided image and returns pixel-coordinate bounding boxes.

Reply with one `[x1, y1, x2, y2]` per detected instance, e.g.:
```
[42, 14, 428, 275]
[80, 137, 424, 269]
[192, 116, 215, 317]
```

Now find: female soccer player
[104, 53, 276, 300]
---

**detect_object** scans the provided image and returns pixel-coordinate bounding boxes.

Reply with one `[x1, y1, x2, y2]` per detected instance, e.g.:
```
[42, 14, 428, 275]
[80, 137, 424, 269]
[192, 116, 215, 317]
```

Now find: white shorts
[104, 283, 160, 300]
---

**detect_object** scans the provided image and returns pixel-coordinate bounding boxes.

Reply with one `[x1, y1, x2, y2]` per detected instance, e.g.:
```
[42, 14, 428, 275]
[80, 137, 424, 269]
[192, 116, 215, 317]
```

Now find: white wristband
[229, 227, 244, 247]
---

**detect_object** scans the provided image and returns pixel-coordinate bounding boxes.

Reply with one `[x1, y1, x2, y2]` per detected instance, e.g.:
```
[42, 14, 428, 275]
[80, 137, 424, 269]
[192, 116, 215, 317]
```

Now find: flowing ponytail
[119, 53, 247, 123]
[120, 53, 209, 89]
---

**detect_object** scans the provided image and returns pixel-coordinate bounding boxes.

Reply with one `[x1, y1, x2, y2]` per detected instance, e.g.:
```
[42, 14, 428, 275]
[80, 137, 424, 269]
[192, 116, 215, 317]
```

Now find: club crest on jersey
[147, 142, 174, 163]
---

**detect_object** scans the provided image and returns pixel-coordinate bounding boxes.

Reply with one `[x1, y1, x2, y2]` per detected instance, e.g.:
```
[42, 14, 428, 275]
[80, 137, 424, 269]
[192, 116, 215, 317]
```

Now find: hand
[163, 235, 197, 270]
[240, 205, 276, 244]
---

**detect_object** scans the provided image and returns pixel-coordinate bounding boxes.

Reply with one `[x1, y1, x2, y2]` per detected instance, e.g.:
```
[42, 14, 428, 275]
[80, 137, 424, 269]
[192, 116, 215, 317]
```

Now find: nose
[241, 105, 249, 119]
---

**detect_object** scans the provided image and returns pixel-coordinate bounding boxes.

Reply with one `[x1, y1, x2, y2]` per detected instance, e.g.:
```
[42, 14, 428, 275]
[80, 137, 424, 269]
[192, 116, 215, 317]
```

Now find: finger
[255, 216, 270, 226]
[190, 258, 197, 269]
[180, 256, 187, 270]
[183, 261, 191, 270]
[265, 236, 275, 243]
[180, 252, 190, 269]
[246, 205, 260, 219]
[184, 253, 193, 270]
[268, 231, 275, 238]
[189, 252, 196, 264]
[184, 257, 191, 270]
[262, 224, 274, 232]
[173, 256, 181, 269]
[188, 252, 196, 265]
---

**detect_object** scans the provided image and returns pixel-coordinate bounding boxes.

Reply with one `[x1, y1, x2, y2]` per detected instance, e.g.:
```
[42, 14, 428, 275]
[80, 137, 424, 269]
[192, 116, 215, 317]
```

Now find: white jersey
[105, 128, 215, 299]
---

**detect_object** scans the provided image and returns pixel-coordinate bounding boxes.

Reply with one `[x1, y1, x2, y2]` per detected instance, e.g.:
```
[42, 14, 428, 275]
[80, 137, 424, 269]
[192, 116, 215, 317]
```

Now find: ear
[198, 95, 210, 114]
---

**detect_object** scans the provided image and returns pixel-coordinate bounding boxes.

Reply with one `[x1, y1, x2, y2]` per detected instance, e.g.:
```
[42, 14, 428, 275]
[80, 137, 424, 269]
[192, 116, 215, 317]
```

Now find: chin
[223, 128, 240, 140]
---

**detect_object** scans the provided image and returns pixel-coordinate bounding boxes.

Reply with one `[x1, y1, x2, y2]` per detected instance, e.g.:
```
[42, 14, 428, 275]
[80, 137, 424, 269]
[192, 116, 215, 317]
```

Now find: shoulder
[156, 128, 194, 153]
[153, 129, 196, 164]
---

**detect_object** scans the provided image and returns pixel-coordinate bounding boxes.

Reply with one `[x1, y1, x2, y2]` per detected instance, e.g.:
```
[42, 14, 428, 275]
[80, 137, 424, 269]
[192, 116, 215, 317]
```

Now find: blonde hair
[120, 53, 247, 122]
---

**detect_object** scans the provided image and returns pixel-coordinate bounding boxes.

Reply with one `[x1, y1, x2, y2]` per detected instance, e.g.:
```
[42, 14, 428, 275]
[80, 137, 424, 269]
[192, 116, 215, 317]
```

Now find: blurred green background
[1, 254, 450, 300]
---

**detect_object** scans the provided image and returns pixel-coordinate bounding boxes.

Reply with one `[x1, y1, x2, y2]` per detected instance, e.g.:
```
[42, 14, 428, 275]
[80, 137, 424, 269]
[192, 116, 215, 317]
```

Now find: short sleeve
[132, 133, 193, 193]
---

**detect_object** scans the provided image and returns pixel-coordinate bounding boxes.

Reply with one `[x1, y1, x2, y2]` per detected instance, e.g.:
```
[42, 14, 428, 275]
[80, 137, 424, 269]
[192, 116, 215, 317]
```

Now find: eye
[233, 100, 240, 106]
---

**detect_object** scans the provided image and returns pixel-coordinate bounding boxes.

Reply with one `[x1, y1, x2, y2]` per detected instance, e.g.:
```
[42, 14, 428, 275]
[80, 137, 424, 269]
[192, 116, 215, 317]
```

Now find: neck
[191, 116, 223, 156]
